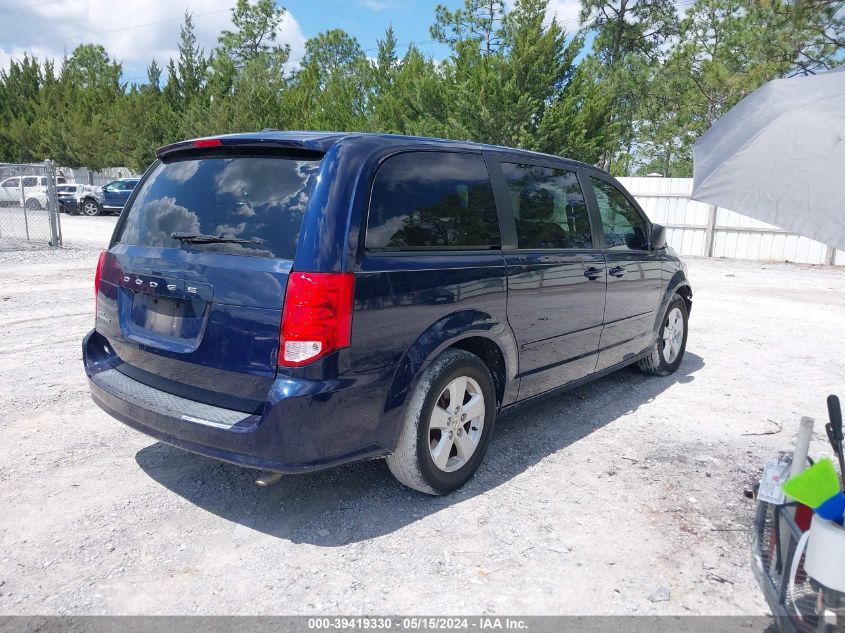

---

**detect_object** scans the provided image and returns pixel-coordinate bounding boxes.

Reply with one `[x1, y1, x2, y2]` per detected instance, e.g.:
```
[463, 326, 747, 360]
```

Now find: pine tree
[163, 12, 207, 113]
[218, 0, 290, 70]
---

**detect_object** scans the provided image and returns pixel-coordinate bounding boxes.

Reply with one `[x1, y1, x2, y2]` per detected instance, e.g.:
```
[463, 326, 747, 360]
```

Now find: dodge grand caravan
[83, 132, 692, 495]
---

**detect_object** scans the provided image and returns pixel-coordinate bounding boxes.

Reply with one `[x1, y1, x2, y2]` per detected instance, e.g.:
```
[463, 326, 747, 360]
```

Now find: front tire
[82, 199, 102, 216]
[638, 295, 688, 376]
[387, 348, 497, 495]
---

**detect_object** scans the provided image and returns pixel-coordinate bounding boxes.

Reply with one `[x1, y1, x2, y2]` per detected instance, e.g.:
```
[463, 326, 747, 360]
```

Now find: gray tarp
[691, 67, 845, 251]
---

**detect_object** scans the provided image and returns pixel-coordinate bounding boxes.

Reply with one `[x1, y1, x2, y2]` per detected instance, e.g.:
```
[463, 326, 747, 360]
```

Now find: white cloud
[360, 0, 389, 10]
[546, 0, 583, 28]
[502, 0, 583, 31]
[0, 0, 306, 82]
[359, 0, 405, 10]
[279, 10, 307, 72]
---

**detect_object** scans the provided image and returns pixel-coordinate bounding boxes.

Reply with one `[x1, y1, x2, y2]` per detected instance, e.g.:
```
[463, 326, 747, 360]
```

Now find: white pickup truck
[0, 175, 67, 209]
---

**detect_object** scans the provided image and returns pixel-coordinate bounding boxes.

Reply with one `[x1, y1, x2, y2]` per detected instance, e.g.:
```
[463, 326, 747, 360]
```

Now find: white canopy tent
[692, 67, 845, 253]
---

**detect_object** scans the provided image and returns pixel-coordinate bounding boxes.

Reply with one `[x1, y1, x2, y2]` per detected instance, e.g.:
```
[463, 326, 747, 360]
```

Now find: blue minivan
[83, 132, 692, 494]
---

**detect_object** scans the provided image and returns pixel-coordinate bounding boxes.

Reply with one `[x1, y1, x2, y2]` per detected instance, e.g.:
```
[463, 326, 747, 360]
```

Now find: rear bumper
[83, 330, 393, 473]
[59, 199, 78, 213]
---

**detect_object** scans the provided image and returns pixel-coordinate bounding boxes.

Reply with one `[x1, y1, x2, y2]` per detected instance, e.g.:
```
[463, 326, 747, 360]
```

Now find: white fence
[618, 177, 844, 266]
[57, 166, 139, 187]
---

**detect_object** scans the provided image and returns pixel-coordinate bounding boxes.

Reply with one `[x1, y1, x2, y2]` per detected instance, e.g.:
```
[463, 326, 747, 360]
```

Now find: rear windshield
[117, 156, 322, 260]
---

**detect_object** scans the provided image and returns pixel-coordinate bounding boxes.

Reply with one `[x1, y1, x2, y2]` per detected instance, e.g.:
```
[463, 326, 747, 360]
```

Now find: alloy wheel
[662, 306, 684, 363]
[428, 375, 485, 472]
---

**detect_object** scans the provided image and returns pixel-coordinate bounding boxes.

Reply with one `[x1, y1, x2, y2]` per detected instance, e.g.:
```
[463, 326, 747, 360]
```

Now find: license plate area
[132, 292, 206, 339]
[116, 273, 213, 353]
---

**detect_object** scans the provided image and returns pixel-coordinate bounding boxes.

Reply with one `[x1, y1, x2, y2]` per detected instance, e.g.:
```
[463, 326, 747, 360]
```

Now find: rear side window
[591, 177, 648, 251]
[502, 163, 592, 249]
[22, 177, 37, 187]
[366, 152, 500, 250]
[117, 156, 322, 260]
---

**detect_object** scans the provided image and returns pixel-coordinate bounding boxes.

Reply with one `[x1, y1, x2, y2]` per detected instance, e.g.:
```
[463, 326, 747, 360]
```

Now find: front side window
[3, 178, 20, 188]
[366, 152, 500, 250]
[117, 155, 322, 260]
[502, 163, 592, 249]
[591, 177, 648, 251]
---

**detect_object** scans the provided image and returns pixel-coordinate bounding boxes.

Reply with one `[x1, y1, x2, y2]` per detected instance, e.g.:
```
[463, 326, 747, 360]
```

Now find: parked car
[0, 174, 66, 208]
[100, 178, 139, 215]
[78, 178, 140, 216]
[57, 183, 101, 214]
[83, 132, 692, 495]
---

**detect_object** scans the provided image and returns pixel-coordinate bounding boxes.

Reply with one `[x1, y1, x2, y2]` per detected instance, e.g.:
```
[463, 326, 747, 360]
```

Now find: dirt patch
[1, 248, 844, 615]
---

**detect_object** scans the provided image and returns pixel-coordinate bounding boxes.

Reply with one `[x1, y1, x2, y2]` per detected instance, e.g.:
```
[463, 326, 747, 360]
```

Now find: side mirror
[651, 224, 667, 250]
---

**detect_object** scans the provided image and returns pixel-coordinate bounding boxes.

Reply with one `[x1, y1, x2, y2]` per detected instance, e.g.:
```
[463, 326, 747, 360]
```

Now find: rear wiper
[170, 232, 264, 245]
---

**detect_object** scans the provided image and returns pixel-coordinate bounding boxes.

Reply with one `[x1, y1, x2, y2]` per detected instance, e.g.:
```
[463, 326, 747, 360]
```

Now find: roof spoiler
[156, 136, 326, 160]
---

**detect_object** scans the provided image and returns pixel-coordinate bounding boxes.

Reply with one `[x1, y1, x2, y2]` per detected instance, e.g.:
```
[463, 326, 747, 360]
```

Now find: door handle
[608, 266, 626, 278]
[583, 266, 604, 280]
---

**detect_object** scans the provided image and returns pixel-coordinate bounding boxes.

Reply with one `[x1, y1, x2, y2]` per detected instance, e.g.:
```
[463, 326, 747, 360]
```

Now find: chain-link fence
[0, 161, 62, 250]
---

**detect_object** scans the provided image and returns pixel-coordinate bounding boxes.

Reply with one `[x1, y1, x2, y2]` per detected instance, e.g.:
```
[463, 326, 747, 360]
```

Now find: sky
[0, 0, 585, 84]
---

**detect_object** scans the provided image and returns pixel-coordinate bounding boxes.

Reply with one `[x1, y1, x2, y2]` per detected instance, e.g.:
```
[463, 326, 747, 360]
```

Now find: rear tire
[82, 199, 101, 216]
[638, 295, 688, 376]
[386, 348, 496, 495]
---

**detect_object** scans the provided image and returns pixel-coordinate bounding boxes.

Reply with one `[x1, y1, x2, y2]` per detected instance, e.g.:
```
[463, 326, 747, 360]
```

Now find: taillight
[279, 272, 354, 367]
[94, 250, 107, 311]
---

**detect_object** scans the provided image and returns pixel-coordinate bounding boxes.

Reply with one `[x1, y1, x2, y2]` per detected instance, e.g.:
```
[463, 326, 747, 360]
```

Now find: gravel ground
[1, 216, 844, 616]
[58, 214, 118, 248]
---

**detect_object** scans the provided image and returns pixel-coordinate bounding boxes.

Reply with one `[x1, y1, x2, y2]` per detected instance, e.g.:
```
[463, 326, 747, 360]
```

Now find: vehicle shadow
[135, 352, 704, 546]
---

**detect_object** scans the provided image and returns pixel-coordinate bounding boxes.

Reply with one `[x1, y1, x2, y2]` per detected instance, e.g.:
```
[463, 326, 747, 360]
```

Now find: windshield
[117, 155, 322, 259]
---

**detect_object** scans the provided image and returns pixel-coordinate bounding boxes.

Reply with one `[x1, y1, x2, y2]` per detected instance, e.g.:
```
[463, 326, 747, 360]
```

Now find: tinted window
[3, 178, 20, 188]
[591, 178, 648, 251]
[125, 181, 138, 190]
[502, 163, 592, 249]
[22, 177, 37, 187]
[366, 152, 499, 250]
[117, 156, 321, 260]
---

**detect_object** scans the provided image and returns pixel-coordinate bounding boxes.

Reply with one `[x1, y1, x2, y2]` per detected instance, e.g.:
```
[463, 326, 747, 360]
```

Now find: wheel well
[676, 285, 692, 315]
[449, 336, 506, 407]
